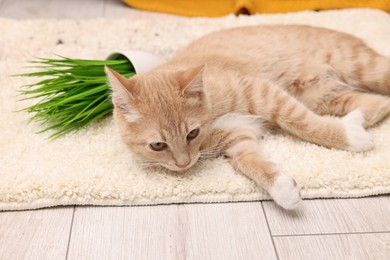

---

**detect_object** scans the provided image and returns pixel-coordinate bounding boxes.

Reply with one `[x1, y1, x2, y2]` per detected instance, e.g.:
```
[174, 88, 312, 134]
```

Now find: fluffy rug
[1, 9, 390, 211]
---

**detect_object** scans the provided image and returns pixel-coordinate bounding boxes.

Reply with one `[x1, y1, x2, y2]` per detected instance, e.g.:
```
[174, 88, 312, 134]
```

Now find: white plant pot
[107, 50, 166, 74]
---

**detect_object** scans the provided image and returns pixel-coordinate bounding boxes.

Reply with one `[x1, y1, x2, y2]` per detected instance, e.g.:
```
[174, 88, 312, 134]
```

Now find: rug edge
[1, 187, 389, 211]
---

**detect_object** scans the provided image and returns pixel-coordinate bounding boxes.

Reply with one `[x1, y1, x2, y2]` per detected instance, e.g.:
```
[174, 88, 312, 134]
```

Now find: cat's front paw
[342, 110, 374, 152]
[268, 174, 301, 210]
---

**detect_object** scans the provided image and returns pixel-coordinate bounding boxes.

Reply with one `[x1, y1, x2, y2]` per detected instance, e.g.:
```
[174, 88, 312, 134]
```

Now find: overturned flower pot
[20, 50, 166, 138]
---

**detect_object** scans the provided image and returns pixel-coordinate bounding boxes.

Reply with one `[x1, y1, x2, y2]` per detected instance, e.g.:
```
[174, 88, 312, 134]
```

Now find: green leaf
[18, 56, 136, 138]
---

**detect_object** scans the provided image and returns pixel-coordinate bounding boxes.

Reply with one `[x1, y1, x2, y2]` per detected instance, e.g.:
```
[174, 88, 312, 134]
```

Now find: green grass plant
[19, 56, 135, 139]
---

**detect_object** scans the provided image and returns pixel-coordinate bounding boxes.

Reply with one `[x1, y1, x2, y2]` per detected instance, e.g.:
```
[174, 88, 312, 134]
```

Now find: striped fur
[106, 25, 390, 209]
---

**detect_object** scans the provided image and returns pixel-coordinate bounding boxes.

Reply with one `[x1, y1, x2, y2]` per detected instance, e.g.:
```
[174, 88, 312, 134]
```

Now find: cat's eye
[187, 128, 200, 141]
[149, 142, 168, 152]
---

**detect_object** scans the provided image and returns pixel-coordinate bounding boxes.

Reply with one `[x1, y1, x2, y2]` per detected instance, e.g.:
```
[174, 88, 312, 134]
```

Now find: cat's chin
[163, 165, 192, 172]
[161, 162, 195, 172]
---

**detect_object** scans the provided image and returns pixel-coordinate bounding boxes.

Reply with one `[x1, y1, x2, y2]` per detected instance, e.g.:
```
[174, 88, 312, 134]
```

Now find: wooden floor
[1, 1, 389, 259]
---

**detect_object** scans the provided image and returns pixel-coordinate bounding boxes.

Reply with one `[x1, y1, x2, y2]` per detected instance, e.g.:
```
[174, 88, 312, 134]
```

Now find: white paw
[268, 174, 301, 210]
[341, 110, 374, 152]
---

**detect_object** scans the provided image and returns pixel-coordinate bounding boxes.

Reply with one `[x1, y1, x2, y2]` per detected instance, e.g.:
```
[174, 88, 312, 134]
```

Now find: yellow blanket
[123, 0, 390, 17]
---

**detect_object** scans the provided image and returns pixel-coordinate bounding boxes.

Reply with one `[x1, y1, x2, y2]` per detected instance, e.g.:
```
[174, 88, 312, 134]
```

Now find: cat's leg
[320, 89, 390, 128]
[227, 141, 301, 210]
[346, 53, 390, 96]
[319, 43, 390, 95]
[251, 80, 373, 151]
[290, 73, 390, 128]
[207, 114, 301, 210]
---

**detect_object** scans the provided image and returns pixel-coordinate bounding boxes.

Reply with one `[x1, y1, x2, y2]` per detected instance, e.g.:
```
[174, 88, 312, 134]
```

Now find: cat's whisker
[200, 150, 221, 154]
[195, 159, 209, 167]
[200, 151, 222, 157]
[201, 153, 223, 157]
[200, 145, 226, 153]
[133, 159, 162, 169]
[200, 146, 225, 154]
[199, 151, 222, 159]
[201, 142, 227, 151]
[200, 148, 221, 154]
[138, 161, 161, 165]
[200, 149, 222, 155]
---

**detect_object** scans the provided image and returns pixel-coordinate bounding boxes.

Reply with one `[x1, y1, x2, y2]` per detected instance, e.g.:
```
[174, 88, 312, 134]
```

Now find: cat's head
[105, 65, 211, 171]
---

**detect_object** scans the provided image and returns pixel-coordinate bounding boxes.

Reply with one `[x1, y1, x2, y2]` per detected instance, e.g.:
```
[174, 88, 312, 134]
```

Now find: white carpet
[1, 9, 390, 211]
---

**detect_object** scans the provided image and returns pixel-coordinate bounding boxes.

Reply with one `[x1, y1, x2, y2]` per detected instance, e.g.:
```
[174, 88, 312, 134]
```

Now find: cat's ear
[177, 65, 205, 100]
[105, 66, 140, 122]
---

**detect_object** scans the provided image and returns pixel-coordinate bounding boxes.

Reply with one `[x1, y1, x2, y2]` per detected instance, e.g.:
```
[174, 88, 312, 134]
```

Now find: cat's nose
[176, 160, 191, 169]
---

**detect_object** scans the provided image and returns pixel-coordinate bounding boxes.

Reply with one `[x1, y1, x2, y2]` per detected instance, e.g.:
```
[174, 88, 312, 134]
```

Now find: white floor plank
[274, 233, 390, 260]
[183, 202, 277, 260]
[0, 0, 105, 19]
[67, 205, 184, 260]
[263, 196, 390, 236]
[67, 203, 277, 260]
[0, 207, 74, 260]
[0, 0, 5, 12]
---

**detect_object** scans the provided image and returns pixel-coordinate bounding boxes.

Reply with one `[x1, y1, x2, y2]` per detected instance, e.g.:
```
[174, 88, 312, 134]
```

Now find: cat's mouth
[163, 153, 200, 172]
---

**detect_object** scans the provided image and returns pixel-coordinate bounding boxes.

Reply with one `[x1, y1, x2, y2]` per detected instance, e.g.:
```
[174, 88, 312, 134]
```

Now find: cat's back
[170, 24, 365, 72]
[180, 25, 318, 52]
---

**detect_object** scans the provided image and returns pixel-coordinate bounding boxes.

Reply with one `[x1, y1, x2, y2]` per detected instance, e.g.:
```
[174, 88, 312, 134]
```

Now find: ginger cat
[105, 25, 390, 209]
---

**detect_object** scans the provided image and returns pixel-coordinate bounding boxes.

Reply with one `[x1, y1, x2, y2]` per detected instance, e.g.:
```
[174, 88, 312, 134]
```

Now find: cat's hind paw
[342, 110, 374, 152]
[268, 174, 301, 210]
